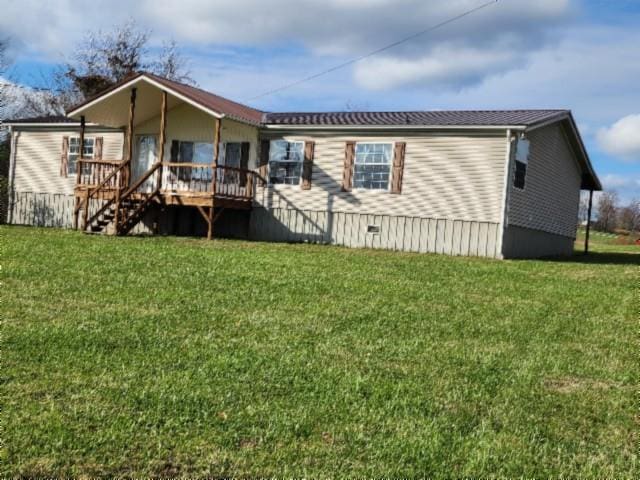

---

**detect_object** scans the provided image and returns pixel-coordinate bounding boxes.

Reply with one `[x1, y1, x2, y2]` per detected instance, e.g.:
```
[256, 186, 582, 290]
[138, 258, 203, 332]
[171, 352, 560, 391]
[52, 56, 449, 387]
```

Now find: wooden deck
[73, 159, 257, 236]
[74, 188, 253, 209]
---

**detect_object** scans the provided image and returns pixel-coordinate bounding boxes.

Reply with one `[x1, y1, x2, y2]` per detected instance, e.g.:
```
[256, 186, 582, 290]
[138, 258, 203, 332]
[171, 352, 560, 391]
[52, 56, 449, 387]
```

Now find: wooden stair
[81, 163, 162, 236]
[86, 194, 159, 235]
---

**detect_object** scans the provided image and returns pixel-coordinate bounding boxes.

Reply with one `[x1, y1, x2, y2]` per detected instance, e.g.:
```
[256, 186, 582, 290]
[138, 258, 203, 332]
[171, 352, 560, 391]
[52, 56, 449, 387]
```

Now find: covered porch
[67, 72, 263, 238]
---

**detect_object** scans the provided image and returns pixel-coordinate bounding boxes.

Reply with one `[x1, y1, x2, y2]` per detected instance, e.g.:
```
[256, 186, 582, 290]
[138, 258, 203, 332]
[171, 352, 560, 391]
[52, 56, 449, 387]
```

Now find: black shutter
[258, 140, 270, 186]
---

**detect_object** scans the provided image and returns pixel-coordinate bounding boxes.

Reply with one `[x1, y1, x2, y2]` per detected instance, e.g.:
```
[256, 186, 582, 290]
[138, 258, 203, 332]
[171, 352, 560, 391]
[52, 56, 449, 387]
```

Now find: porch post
[115, 87, 136, 234]
[157, 90, 167, 190]
[584, 189, 594, 254]
[73, 115, 86, 230]
[207, 117, 221, 240]
[125, 87, 137, 185]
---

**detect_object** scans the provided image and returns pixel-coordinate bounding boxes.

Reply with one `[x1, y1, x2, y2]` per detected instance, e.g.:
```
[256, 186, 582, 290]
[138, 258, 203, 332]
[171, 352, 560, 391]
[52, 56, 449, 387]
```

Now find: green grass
[2, 226, 638, 477]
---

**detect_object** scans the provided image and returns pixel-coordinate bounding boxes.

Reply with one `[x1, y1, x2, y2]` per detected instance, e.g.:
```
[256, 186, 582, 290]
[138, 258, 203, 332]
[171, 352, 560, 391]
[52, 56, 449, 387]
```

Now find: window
[223, 143, 241, 169]
[269, 140, 304, 185]
[171, 141, 213, 181]
[354, 143, 392, 190]
[222, 142, 242, 184]
[513, 138, 530, 190]
[68, 137, 95, 175]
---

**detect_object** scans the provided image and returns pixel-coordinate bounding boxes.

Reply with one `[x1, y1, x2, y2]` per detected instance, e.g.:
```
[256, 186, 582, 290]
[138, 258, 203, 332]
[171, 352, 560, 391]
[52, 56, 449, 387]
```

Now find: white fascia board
[3, 122, 102, 127]
[140, 76, 225, 120]
[67, 75, 225, 120]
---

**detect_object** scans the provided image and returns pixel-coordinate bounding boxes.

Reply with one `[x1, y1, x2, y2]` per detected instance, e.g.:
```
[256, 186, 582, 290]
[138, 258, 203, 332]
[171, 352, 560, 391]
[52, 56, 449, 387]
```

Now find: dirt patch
[544, 376, 623, 393]
[239, 438, 258, 449]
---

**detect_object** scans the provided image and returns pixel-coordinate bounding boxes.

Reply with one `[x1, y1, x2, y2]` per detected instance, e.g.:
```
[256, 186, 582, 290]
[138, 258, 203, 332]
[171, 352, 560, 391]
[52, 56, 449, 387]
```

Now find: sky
[1, 0, 639, 203]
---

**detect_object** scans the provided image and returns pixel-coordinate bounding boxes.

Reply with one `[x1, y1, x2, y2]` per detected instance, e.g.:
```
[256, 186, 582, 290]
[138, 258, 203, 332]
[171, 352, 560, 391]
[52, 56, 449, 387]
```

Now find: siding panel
[255, 132, 507, 222]
[507, 124, 581, 238]
[12, 129, 124, 195]
[250, 207, 502, 258]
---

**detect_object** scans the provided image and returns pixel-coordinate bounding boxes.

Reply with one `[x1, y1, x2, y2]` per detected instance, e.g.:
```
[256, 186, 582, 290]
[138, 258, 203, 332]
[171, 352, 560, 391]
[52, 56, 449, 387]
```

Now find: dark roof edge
[564, 113, 602, 191]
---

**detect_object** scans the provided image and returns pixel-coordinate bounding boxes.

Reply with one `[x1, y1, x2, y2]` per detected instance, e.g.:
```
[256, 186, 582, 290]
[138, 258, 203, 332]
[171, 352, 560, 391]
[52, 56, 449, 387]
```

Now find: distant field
[3, 226, 638, 477]
[576, 226, 640, 247]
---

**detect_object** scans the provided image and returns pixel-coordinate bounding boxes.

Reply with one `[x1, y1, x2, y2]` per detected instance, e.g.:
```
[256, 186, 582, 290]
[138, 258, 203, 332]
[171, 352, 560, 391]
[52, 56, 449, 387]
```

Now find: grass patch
[2, 226, 638, 476]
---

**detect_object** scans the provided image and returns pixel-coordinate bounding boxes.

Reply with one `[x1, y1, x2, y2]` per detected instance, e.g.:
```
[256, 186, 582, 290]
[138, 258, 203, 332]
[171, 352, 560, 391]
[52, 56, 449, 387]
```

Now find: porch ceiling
[68, 80, 186, 128]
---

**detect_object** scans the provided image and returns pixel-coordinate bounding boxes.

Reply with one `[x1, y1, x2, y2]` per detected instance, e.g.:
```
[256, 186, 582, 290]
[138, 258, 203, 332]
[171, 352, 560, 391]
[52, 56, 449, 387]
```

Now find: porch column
[207, 117, 222, 240]
[584, 189, 594, 254]
[125, 87, 137, 185]
[157, 90, 168, 190]
[73, 115, 86, 230]
[115, 87, 136, 233]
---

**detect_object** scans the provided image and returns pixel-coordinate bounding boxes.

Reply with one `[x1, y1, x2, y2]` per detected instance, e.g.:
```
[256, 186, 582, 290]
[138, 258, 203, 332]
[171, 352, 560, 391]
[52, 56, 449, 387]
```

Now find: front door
[133, 135, 158, 192]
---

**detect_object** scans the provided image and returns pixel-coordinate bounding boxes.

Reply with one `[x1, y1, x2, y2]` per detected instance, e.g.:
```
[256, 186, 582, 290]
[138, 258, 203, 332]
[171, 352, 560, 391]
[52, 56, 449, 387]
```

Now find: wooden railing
[76, 161, 256, 232]
[77, 159, 130, 230]
[115, 162, 162, 234]
[161, 163, 255, 201]
[77, 159, 127, 188]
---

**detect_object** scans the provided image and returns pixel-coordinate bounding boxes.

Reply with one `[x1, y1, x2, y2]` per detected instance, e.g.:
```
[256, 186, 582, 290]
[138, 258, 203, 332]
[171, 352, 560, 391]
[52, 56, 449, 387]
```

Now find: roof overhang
[262, 124, 528, 131]
[525, 112, 601, 191]
[3, 121, 102, 127]
[264, 112, 601, 191]
[67, 73, 224, 128]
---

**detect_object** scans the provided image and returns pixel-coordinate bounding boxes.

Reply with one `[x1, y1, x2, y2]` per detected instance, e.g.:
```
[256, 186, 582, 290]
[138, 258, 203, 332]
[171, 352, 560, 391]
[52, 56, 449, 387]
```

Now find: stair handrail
[114, 162, 162, 234]
[118, 187, 162, 235]
[79, 159, 130, 230]
[120, 162, 162, 200]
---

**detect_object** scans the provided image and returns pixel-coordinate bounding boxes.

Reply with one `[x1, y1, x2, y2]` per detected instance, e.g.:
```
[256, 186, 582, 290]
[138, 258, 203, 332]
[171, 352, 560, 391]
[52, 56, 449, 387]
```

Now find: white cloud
[1, 0, 574, 92]
[599, 173, 640, 203]
[353, 45, 518, 91]
[596, 114, 640, 162]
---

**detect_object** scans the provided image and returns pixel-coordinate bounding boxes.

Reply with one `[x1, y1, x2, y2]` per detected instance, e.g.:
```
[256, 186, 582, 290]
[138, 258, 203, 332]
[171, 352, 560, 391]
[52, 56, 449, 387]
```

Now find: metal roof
[67, 72, 265, 126]
[263, 110, 569, 127]
[4, 115, 77, 124]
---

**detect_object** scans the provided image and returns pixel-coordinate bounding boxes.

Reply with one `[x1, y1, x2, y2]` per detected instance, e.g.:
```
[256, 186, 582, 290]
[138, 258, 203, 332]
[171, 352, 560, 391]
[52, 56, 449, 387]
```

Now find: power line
[247, 0, 499, 102]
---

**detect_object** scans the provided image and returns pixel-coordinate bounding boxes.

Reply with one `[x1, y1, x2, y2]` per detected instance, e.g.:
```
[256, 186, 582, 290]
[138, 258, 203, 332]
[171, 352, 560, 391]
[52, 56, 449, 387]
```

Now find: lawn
[2, 226, 638, 477]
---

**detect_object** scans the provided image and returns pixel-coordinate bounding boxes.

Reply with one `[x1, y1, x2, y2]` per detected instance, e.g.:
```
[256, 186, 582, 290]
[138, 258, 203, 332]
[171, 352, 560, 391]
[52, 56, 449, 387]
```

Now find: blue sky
[2, 0, 639, 202]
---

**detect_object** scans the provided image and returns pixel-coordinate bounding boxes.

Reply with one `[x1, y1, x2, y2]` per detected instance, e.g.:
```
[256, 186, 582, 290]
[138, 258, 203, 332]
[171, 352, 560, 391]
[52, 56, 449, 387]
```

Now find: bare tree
[153, 40, 193, 84]
[0, 37, 11, 222]
[0, 37, 9, 118]
[56, 20, 194, 108]
[595, 191, 619, 232]
[618, 199, 640, 233]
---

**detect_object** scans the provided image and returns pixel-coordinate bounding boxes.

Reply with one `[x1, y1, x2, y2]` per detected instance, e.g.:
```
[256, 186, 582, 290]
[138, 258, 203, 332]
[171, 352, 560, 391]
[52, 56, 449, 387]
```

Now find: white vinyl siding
[11, 128, 124, 195]
[255, 132, 508, 223]
[135, 102, 259, 168]
[507, 123, 582, 238]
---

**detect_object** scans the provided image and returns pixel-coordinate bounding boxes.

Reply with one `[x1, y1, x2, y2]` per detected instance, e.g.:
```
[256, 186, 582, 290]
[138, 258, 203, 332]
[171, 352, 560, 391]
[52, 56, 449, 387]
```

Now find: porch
[67, 72, 263, 238]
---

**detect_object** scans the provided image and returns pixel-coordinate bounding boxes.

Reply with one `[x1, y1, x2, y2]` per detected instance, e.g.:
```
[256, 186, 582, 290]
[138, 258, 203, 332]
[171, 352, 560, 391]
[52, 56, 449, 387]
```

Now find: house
[5, 72, 601, 258]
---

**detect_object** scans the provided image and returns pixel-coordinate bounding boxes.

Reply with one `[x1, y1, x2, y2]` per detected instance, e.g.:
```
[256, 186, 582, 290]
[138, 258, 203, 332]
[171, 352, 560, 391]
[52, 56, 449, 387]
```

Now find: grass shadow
[540, 251, 640, 266]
